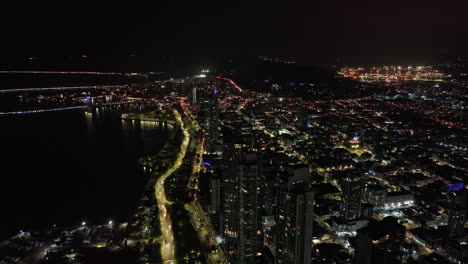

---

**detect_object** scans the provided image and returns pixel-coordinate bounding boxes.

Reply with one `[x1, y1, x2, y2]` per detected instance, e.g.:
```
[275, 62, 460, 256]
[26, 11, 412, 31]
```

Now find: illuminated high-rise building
[189, 86, 197, 105]
[199, 80, 220, 153]
[340, 176, 364, 220]
[238, 152, 264, 263]
[221, 144, 242, 252]
[220, 145, 264, 263]
[276, 171, 314, 264]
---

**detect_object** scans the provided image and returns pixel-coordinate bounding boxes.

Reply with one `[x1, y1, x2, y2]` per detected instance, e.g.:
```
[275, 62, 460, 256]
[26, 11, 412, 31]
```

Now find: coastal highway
[155, 108, 190, 263]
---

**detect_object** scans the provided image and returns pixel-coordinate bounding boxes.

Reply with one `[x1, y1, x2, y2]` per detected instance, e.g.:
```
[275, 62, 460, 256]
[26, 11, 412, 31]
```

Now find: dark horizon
[2, 1, 468, 67]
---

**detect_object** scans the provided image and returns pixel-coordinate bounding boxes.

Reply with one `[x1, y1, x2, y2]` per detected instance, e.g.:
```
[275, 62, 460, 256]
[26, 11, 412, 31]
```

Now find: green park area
[334, 145, 374, 162]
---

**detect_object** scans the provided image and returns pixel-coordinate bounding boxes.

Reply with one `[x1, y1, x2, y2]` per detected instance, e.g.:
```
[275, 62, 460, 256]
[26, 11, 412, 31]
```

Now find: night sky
[2, 0, 468, 65]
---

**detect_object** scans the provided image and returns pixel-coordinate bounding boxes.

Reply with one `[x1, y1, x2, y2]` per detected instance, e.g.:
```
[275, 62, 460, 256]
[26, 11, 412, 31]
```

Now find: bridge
[0, 85, 128, 94]
[0, 106, 87, 115]
[0, 71, 124, 75]
[0, 101, 147, 115]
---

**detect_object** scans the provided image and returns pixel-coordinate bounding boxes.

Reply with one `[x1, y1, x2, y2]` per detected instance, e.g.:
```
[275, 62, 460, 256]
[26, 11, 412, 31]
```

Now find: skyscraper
[355, 227, 372, 264]
[209, 174, 221, 214]
[340, 176, 364, 220]
[276, 173, 314, 264]
[221, 144, 242, 252]
[220, 143, 265, 263]
[238, 152, 264, 263]
[189, 86, 197, 105]
[355, 217, 405, 264]
[201, 81, 220, 153]
[447, 207, 465, 238]
[447, 189, 467, 238]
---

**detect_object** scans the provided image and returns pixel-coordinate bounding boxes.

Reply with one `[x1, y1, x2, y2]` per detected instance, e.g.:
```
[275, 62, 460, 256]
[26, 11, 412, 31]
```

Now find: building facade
[276, 174, 314, 264]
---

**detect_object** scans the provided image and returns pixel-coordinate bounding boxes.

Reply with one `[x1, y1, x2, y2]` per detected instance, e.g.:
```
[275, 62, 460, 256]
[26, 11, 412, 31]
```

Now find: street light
[82, 221, 86, 226]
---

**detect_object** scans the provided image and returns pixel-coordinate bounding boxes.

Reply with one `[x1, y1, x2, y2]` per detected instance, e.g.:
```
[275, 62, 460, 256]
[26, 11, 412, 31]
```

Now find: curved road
[155, 108, 190, 263]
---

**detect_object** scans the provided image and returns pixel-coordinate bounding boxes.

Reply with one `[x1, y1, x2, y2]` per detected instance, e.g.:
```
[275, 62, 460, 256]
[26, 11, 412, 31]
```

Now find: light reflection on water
[0, 104, 171, 239]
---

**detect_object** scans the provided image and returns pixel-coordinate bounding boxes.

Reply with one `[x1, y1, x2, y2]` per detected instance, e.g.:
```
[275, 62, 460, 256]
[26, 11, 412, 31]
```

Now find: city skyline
[0, 1, 467, 264]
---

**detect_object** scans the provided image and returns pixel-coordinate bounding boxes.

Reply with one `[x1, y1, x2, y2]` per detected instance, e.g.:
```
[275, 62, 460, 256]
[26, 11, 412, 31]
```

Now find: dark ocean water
[0, 106, 171, 240]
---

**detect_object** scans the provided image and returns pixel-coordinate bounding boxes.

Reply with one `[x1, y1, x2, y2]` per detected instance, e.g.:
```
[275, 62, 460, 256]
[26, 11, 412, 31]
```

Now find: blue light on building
[449, 183, 464, 191]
